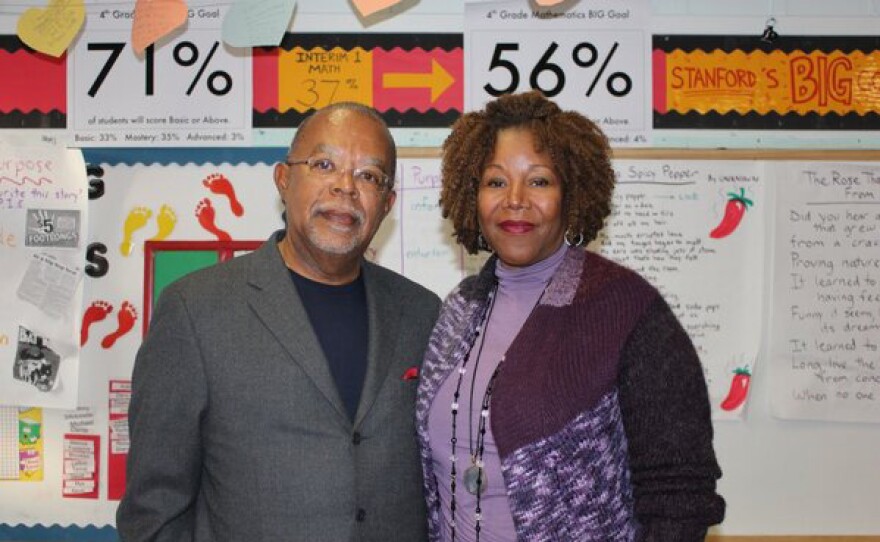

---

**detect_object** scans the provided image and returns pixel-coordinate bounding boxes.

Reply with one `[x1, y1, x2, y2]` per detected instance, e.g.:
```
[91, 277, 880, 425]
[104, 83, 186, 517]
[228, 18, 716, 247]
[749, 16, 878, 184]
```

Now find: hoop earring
[565, 229, 584, 247]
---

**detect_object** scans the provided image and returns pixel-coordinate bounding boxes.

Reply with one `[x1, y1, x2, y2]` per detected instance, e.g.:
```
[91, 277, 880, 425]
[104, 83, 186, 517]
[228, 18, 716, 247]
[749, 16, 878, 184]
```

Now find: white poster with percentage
[67, 7, 252, 147]
[0, 142, 88, 409]
[464, 0, 651, 146]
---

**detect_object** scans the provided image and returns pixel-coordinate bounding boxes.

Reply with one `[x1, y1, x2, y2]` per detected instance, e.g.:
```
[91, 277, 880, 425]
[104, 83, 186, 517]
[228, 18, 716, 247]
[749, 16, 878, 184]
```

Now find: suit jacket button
[356, 508, 366, 522]
[352, 431, 362, 445]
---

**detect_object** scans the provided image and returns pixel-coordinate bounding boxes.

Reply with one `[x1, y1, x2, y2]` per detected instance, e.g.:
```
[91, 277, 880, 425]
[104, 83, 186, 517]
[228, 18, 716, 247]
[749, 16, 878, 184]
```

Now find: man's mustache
[311, 203, 365, 225]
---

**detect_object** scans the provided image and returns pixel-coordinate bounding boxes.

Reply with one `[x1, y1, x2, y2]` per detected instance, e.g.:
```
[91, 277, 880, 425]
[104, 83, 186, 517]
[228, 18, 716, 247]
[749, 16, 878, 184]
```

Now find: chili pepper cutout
[710, 188, 753, 239]
[720, 366, 751, 411]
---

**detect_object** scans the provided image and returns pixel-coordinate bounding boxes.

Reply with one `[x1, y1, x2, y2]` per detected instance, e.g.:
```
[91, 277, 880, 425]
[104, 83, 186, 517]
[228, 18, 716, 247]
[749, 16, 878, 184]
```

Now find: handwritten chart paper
[380, 159, 473, 297]
[596, 160, 766, 420]
[0, 142, 87, 409]
[770, 162, 880, 422]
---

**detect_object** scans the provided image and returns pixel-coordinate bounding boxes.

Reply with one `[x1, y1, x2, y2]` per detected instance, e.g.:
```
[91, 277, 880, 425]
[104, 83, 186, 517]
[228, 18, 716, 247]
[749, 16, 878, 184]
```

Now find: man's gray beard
[305, 201, 372, 255]
[305, 222, 364, 255]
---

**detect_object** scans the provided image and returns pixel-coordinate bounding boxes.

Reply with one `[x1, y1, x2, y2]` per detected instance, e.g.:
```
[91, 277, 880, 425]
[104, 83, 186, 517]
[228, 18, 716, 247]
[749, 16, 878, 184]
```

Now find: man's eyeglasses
[286, 157, 391, 193]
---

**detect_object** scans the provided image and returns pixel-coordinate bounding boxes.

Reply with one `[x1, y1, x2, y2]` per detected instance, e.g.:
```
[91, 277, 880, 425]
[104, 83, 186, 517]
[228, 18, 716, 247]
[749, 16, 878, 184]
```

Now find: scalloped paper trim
[81, 147, 288, 167]
[0, 523, 117, 541]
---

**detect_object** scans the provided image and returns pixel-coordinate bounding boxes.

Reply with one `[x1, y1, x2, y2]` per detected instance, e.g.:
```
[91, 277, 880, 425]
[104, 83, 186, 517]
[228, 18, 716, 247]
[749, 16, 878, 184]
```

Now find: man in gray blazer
[117, 103, 440, 541]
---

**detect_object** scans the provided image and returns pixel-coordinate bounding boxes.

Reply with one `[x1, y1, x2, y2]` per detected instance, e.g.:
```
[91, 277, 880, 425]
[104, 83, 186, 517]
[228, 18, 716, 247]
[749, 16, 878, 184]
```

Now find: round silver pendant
[462, 464, 488, 495]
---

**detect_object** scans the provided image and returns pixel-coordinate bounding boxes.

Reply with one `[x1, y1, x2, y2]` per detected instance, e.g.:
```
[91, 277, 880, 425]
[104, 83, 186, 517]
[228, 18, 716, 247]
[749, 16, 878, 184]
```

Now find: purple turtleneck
[427, 242, 568, 541]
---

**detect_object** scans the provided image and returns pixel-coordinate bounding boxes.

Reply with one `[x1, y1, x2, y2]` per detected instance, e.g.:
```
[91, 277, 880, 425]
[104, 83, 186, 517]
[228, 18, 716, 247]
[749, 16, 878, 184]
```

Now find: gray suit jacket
[117, 233, 441, 541]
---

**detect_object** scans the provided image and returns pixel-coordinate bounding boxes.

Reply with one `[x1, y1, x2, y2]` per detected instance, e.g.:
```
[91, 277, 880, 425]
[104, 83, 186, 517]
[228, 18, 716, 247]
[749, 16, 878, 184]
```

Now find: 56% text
[87, 41, 233, 97]
[484, 41, 632, 98]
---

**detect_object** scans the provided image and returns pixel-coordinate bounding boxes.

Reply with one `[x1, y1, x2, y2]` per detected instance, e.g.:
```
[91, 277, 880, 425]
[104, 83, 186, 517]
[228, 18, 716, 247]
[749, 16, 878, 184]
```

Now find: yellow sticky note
[17, 0, 85, 58]
[535, 0, 566, 5]
[351, 0, 404, 18]
[132, 0, 189, 55]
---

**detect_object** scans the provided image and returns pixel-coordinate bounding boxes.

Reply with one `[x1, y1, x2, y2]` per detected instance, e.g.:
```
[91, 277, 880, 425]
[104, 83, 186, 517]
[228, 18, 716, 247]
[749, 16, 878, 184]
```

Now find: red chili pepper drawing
[720, 366, 751, 411]
[710, 188, 753, 239]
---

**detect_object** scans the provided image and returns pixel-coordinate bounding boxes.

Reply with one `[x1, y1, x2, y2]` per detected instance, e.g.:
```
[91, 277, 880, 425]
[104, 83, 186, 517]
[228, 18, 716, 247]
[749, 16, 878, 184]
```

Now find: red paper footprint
[195, 198, 232, 241]
[81, 300, 114, 346]
[203, 173, 244, 216]
[101, 301, 138, 349]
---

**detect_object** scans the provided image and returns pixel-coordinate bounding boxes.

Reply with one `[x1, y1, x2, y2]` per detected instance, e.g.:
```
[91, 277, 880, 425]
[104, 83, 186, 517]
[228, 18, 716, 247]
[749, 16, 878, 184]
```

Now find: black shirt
[289, 269, 369, 422]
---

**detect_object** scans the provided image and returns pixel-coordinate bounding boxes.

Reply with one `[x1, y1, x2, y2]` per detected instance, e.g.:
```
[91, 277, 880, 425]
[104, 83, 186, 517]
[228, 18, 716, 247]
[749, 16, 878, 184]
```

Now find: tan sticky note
[535, 0, 566, 5]
[132, 0, 189, 55]
[17, 0, 85, 58]
[351, 0, 403, 18]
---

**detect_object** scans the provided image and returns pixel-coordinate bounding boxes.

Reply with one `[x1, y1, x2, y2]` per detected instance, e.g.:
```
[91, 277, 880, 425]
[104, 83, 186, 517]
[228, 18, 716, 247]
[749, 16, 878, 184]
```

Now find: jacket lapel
[245, 236, 350, 425]
[353, 262, 400, 428]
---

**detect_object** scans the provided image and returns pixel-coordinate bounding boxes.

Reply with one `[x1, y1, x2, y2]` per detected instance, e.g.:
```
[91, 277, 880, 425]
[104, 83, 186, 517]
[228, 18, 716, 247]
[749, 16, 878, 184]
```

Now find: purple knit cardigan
[416, 247, 725, 541]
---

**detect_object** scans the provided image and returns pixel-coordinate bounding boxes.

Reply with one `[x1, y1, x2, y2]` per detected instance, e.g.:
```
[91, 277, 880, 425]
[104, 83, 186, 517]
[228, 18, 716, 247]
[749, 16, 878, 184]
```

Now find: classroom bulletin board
[2, 0, 880, 539]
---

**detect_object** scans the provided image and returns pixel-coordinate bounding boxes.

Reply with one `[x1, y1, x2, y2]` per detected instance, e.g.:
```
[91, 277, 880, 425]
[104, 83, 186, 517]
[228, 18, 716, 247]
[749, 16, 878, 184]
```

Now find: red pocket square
[402, 366, 419, 381]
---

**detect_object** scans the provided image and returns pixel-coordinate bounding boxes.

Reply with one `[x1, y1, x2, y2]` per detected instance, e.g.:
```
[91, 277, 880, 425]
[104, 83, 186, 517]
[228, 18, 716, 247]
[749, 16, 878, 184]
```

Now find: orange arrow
[382, 59, 454, 103]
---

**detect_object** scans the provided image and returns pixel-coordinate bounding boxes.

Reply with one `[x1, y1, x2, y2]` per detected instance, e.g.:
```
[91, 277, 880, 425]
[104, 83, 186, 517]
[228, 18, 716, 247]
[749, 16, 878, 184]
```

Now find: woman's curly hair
[440, 90, 615, 254]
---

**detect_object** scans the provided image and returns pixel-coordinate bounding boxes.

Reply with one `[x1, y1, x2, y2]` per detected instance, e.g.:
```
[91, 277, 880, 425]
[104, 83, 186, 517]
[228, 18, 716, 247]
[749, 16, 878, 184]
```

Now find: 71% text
[87, 40, 233, 97]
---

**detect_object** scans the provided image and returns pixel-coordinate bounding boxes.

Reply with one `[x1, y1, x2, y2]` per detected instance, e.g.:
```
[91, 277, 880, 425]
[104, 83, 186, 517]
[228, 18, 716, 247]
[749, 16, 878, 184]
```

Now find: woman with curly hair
[416, 91, 725, 541]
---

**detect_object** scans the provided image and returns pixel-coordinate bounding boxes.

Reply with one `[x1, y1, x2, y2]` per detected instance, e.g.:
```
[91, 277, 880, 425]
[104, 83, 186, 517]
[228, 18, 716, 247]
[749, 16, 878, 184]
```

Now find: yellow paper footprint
[149, 204, 177, 241]
[120, 206, 153, 256]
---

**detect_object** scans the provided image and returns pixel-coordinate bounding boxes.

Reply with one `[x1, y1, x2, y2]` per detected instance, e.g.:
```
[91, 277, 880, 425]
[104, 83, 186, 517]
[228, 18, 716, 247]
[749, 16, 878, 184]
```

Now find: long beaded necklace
[448, 283, 497, 542]
[447, 280, 547, 542]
